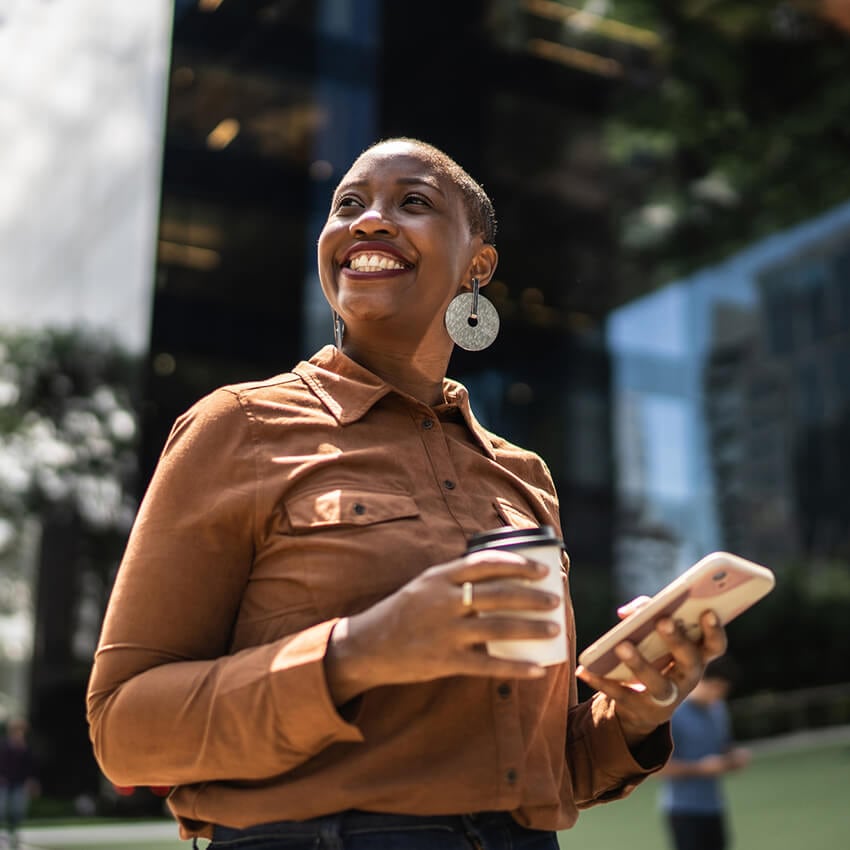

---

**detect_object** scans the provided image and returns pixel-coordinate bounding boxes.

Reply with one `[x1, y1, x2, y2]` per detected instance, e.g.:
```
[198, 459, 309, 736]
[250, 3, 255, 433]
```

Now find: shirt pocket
[286, 487, 420, 531]
[282, 487, 423, 619]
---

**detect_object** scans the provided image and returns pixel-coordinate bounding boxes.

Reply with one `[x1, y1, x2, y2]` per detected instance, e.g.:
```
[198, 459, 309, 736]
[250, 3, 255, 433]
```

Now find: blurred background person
[0, 717, 40, 849]
[657, 656, 752, 850]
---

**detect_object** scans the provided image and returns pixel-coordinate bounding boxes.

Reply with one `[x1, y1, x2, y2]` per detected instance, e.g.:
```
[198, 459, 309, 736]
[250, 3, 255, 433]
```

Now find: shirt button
[497, 683, 512, 699]
[506, 768, 518, 784]
[422, 418, 434, 430]
[443, 480, 456, 490]
[353, 503, 366, 515]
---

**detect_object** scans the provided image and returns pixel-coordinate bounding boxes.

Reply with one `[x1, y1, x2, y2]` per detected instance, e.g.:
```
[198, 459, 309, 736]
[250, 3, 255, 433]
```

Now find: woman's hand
[575, 609, 728, 747]
[324, 550, 561, 705]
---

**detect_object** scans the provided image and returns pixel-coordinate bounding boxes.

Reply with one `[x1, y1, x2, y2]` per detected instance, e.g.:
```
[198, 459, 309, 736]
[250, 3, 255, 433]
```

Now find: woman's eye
[336, 196, 362, 210]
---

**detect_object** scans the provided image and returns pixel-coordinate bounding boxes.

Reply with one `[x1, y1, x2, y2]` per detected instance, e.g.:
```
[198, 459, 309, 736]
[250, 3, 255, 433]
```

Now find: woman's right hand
[324, 550, 561, 704]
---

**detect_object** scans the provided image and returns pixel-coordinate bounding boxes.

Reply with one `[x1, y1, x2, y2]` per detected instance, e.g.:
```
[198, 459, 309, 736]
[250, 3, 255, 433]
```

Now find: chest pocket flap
[494, 497, 539, 529]
[287, 488, 420, 531]
[495, 497, 569, 577]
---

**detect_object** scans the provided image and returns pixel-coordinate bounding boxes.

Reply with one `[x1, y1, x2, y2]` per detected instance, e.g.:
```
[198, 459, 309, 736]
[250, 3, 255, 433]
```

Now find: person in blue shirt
[658, 656, 752, 850]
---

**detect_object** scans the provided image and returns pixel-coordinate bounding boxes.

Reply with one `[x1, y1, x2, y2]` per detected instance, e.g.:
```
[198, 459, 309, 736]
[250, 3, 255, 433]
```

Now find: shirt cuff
[585, 691, 673, 801]
[268, 619, 365, 758]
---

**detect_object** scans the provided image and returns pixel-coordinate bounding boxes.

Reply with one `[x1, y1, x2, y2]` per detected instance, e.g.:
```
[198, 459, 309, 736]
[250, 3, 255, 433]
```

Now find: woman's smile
[341, 241, 413, 277]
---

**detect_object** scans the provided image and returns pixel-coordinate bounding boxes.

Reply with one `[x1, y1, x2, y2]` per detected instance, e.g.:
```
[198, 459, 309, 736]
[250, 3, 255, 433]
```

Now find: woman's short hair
[362, 137, 498, 245]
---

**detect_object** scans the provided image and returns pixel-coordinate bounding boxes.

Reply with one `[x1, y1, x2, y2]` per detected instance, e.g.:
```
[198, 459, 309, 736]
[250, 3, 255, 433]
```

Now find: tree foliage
[0, 326, 142, 578]
[604, 0, 850, 298]
[726, 559, 850, 695]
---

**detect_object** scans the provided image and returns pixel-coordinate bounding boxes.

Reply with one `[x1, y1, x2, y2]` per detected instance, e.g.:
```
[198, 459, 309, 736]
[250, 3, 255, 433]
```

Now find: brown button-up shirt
[87, 346, 669, 840]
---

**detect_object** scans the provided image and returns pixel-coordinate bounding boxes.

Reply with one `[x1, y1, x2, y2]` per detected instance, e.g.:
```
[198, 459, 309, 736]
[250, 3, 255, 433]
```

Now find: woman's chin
[338, 301, 405, 325]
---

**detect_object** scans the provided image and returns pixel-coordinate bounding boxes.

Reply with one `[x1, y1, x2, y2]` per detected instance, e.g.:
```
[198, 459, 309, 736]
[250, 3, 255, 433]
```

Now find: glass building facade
[2, 0, 849, 800]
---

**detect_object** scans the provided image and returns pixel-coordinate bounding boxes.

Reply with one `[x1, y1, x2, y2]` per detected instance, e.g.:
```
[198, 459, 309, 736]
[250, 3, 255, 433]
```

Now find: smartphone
[578, 551, 776, 681]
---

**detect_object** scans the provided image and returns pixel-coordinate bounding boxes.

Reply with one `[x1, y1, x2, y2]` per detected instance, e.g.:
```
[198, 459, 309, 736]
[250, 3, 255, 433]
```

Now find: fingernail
[706, 610, 719, 626]
[528, 665, 546, 677]
[615, 643, 634, 660]
[659, 618, 675, 635]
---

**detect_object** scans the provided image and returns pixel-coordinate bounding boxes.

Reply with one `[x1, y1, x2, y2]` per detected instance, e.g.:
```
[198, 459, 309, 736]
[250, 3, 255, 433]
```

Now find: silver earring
[444, 278, 500, 351]
[333, 311, 345, 349]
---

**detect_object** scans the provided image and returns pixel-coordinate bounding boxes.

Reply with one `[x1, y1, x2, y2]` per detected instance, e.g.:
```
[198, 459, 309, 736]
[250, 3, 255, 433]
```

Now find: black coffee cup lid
[466, 525, 562, 553]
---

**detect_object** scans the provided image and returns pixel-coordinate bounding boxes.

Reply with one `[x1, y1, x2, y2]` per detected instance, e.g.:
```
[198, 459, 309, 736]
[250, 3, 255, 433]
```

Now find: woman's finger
[435, 549, 549, 584]
[698, 609, 727, 661]
[575, 664, 646, 708]
[616, 595, 652, 620]
[455, 579, 560, 615]
[460, 612, 561, 645]
[609, 640, 680, 703]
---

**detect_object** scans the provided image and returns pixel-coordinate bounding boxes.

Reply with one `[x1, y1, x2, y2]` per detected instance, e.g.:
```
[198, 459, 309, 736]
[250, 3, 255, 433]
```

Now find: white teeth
[348, 253, 405, 271]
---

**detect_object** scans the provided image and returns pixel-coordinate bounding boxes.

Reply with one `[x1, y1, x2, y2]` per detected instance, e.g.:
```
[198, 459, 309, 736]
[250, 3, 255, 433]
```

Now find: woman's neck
[342, 342, 450, 406]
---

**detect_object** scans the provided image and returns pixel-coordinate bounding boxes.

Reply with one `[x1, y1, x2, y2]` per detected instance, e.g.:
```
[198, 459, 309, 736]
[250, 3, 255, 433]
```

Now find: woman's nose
[349, 208, 398, 237]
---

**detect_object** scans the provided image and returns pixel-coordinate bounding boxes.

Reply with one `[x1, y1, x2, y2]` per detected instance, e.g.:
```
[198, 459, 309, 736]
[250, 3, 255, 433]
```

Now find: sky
[0, 0, 172, 352]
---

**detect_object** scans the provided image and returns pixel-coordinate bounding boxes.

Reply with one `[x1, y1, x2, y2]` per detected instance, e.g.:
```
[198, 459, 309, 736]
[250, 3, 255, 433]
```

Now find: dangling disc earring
[333, 311, 345, 350]
[444, 278, 500, 351]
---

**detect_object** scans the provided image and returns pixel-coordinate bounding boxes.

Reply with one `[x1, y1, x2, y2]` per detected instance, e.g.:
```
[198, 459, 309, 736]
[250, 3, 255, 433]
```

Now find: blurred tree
[602, 0, 850, 301]
[0, 327, 140, 570]
[0, 326, 142, 796]
[726, 558, 850, 696]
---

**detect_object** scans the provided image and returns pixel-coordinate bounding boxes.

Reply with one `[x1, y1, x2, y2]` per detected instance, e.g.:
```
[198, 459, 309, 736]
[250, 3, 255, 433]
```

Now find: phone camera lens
[712, 571, 727, 582]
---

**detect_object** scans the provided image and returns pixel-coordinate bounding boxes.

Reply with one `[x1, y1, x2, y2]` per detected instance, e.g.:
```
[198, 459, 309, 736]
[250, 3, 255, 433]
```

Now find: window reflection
[609, 201, 850, 598]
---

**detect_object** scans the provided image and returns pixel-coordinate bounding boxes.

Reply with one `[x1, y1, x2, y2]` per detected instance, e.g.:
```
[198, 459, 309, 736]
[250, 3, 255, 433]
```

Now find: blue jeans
[205, 810, 560, 849]
[667, 812, 728, 850]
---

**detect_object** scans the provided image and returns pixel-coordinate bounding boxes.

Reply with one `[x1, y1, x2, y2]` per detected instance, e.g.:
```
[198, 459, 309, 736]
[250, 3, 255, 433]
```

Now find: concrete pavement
[16, 820, 185, 848]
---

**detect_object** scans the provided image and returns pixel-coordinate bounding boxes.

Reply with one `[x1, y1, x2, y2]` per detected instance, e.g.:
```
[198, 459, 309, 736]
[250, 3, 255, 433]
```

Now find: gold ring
[650, 680, 679, 707]
[461, 581, 474, 610]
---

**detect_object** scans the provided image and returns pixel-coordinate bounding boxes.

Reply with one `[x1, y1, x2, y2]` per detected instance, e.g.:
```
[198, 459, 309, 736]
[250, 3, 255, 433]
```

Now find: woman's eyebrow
[395, 176, 445, 195]
[335, 176, 445, 197]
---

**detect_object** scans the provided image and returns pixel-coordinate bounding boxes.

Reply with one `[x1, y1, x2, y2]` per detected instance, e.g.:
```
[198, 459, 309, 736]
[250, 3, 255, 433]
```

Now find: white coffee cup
[465, 525, 567, 666]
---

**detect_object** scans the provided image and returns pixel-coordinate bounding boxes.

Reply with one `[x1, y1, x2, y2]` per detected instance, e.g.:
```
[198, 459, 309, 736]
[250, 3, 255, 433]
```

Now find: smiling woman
[85, 138, 727, 850]
[315, 139, 500, 397]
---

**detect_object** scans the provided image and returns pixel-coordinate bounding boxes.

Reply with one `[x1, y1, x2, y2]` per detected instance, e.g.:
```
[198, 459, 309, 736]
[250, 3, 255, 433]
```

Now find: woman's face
[317, 141, 491, 347]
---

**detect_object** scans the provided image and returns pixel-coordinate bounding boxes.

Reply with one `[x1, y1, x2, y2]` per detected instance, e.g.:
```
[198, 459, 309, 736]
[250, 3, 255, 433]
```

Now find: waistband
[211, 810, 526, 842]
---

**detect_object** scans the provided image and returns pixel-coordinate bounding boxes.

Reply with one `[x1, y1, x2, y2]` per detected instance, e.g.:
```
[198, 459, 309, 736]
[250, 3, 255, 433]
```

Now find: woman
[86, 138, 725, 849]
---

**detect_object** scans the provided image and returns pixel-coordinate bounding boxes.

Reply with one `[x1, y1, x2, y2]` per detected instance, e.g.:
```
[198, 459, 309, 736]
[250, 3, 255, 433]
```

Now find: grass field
[20, 730, 850, 850]
[559, 732, 850, 850]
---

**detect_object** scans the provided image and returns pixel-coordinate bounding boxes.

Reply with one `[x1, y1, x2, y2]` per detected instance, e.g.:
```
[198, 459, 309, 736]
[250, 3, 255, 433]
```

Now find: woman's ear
[468, 244, 498, 288]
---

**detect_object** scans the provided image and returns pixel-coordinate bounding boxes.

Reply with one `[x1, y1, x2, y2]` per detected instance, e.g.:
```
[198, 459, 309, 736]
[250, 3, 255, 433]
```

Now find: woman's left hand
[575, 608, 727, 747]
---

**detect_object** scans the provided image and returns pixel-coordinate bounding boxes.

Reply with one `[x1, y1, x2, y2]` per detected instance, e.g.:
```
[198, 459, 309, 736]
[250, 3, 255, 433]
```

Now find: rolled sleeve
[566, 691, 673, 808]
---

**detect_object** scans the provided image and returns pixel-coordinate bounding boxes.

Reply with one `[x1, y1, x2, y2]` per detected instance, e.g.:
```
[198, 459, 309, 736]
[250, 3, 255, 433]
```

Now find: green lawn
[560, 735, 850, 849]
[21, 733, 850, 849]
[21, 837, 185, 850]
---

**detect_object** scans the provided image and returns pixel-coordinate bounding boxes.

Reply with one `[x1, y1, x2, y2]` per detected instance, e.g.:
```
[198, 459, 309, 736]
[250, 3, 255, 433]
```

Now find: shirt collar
[293, 346, 497, 460]
[438, 379, 497, 460]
